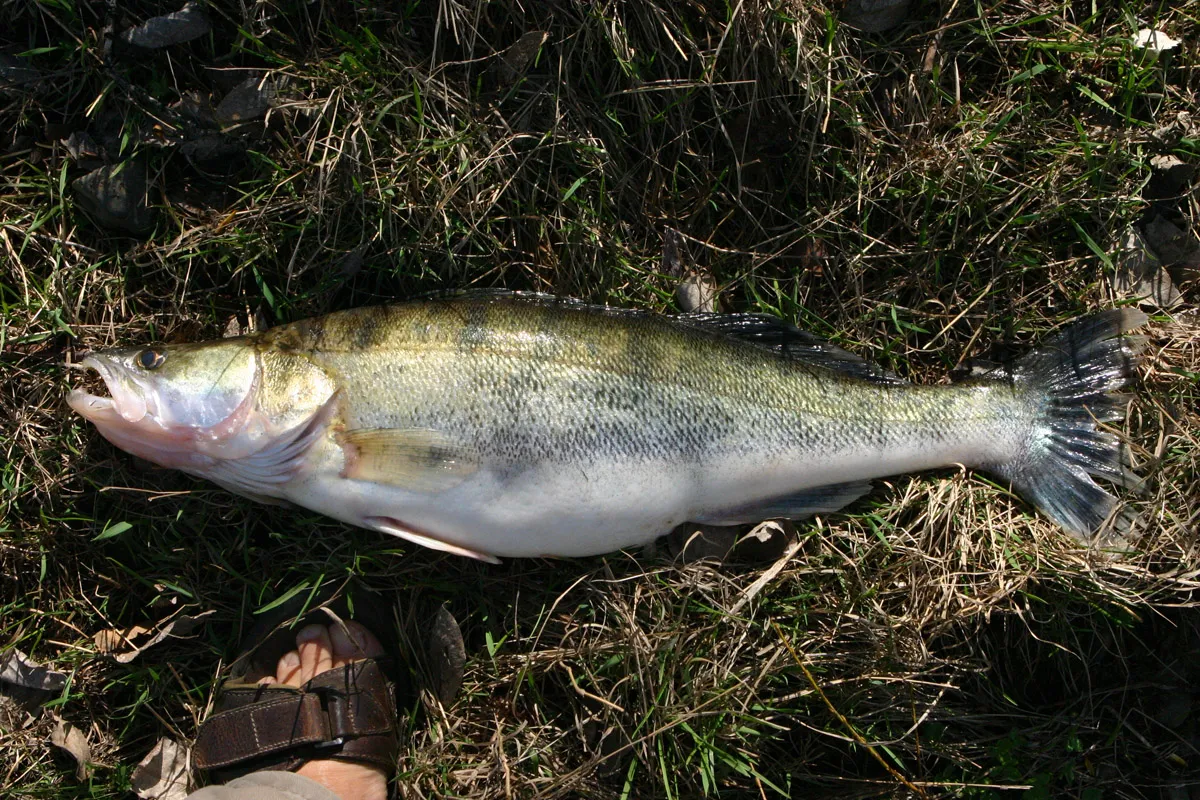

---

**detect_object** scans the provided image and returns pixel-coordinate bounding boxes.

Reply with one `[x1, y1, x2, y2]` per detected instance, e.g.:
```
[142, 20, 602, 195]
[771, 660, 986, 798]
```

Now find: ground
[2, 1, 1200, 798]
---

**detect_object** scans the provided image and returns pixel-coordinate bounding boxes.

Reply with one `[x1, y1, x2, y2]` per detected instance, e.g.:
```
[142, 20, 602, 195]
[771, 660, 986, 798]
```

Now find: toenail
[279, 651, 300, 669]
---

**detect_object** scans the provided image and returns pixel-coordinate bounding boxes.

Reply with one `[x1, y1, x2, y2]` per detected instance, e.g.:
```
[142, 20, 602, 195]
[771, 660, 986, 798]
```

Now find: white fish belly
[281, 428, 1008, 559]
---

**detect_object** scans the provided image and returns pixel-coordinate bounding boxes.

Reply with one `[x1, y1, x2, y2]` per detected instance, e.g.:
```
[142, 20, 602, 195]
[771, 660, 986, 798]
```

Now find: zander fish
[67, 294, 1146, 562]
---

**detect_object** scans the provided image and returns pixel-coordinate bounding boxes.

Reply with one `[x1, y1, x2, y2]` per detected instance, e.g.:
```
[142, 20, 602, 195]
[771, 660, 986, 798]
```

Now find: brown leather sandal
[192, 594, 401, 781]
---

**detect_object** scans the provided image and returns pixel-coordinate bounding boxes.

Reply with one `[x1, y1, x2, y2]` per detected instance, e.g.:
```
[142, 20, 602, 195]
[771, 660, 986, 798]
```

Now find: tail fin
[994, 309, 1148, 540]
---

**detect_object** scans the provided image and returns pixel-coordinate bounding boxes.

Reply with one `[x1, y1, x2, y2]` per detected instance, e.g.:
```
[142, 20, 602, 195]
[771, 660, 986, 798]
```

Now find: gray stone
[73, 157, 156, 235]
[121, 2, 212, 49]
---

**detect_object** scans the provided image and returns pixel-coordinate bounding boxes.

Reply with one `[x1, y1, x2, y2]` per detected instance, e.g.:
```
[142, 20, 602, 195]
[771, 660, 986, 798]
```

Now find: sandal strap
[194, 659, 396, 772]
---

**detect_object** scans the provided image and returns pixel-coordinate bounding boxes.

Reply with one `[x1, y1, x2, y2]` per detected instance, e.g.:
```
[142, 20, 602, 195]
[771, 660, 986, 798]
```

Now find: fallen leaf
[132, 738, 190, 800]
[426, 605, 466, 706]
[72, 156, 156, 236]
[842, 0, 912, 33]
[661, 228, 686, 277]
[120, 1, 212, 49]
[215, 76, 276, 129]
[1143, 214, 1200, 279]
[98, 610, 215, 663]
[0, 648, 67, 692]
[676, 273, 718, 313]
[499, 31, 549, 81]
[1114, 228, 1182, 308]
[50, 717, 92, 780]
[1134, 28, 1181, 54]
[663, 229, 719, 312]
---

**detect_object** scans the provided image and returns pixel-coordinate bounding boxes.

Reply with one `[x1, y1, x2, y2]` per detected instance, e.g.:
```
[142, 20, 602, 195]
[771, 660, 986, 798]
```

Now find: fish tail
[994, 309, 1148, 540]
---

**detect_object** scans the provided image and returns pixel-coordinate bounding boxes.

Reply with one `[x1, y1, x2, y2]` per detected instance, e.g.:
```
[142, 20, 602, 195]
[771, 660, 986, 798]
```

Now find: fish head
[68, 340, 260, 469]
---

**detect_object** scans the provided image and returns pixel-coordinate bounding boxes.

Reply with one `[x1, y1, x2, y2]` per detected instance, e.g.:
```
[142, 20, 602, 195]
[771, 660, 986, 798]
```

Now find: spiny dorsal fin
[678, 313, 906, 385]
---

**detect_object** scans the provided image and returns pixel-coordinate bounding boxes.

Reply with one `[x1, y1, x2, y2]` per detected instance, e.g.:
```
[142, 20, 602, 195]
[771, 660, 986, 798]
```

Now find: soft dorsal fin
[679, 313, 906, 385]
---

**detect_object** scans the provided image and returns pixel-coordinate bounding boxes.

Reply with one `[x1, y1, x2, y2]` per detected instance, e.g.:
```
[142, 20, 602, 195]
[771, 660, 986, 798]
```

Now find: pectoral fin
[365, 516, 501, 564]
[339, 427, 479, 493]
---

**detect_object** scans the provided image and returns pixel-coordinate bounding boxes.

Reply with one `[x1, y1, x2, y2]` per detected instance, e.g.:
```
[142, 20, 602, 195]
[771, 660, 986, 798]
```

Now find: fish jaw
[68, 383, 217, 470]
[68, 348, 263, 471]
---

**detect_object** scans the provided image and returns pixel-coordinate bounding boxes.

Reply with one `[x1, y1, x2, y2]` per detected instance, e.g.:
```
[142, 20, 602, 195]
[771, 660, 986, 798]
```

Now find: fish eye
[138, 349, 166, 370]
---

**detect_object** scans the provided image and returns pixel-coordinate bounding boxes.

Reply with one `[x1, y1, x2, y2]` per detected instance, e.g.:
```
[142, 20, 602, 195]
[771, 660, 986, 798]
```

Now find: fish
[67, 293, 1146, 562]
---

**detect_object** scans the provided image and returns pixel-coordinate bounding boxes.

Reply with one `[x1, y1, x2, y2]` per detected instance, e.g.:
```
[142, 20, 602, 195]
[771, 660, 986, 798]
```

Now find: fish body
[68, 295, 1145, 560]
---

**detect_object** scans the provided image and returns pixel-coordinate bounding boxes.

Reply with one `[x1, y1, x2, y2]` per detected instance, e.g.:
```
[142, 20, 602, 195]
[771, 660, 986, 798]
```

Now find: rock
[1114, 228, 1183, 308]
[73, 157, 156, 235]
[842, 0, 911, 33]
[215, 77, 275, 129]
[120, 2, 212, 49]
[426, 605, 466, 706]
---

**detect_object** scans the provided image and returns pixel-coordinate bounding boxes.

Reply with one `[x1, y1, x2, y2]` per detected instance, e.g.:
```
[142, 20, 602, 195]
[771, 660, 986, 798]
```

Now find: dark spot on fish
[457, 303, 488, 352]
[268, 326, 305, 353]
[350, 311, 381, 350]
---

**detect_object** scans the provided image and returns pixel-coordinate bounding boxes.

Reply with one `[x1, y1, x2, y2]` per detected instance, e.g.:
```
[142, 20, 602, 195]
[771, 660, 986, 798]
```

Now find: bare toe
[330, 620, 385, 666]
[296, 624, 333, 683]
[276, 650, 302, 686]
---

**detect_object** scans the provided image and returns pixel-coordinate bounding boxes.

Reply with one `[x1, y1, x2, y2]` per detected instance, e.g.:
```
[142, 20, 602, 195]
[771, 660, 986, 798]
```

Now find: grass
[2, 0, 1200, 797]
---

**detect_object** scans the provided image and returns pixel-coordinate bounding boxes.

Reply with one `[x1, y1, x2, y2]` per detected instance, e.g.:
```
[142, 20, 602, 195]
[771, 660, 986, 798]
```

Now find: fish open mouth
[67, 355, 151, 423]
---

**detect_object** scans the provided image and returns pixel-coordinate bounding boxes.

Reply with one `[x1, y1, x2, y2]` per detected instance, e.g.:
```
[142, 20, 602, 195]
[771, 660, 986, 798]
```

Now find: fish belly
[281, 416, 1009, 558]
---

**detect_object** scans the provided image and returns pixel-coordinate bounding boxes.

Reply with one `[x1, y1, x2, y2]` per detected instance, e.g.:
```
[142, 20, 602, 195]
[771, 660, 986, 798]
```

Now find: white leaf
[1134, 28, 1181, 53]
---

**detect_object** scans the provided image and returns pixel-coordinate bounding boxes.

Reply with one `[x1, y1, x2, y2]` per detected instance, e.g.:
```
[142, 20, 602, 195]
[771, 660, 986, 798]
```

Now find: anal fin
[693, 481, 872, 526]
[365, 515, 502, 564]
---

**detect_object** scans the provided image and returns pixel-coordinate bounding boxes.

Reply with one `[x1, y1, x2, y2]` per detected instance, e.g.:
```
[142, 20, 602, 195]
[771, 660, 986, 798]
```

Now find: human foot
[258, 621, 390, 800]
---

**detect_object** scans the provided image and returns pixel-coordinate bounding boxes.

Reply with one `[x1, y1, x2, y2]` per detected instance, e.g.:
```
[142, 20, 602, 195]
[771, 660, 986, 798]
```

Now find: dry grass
[3, 0, 1200, 797]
